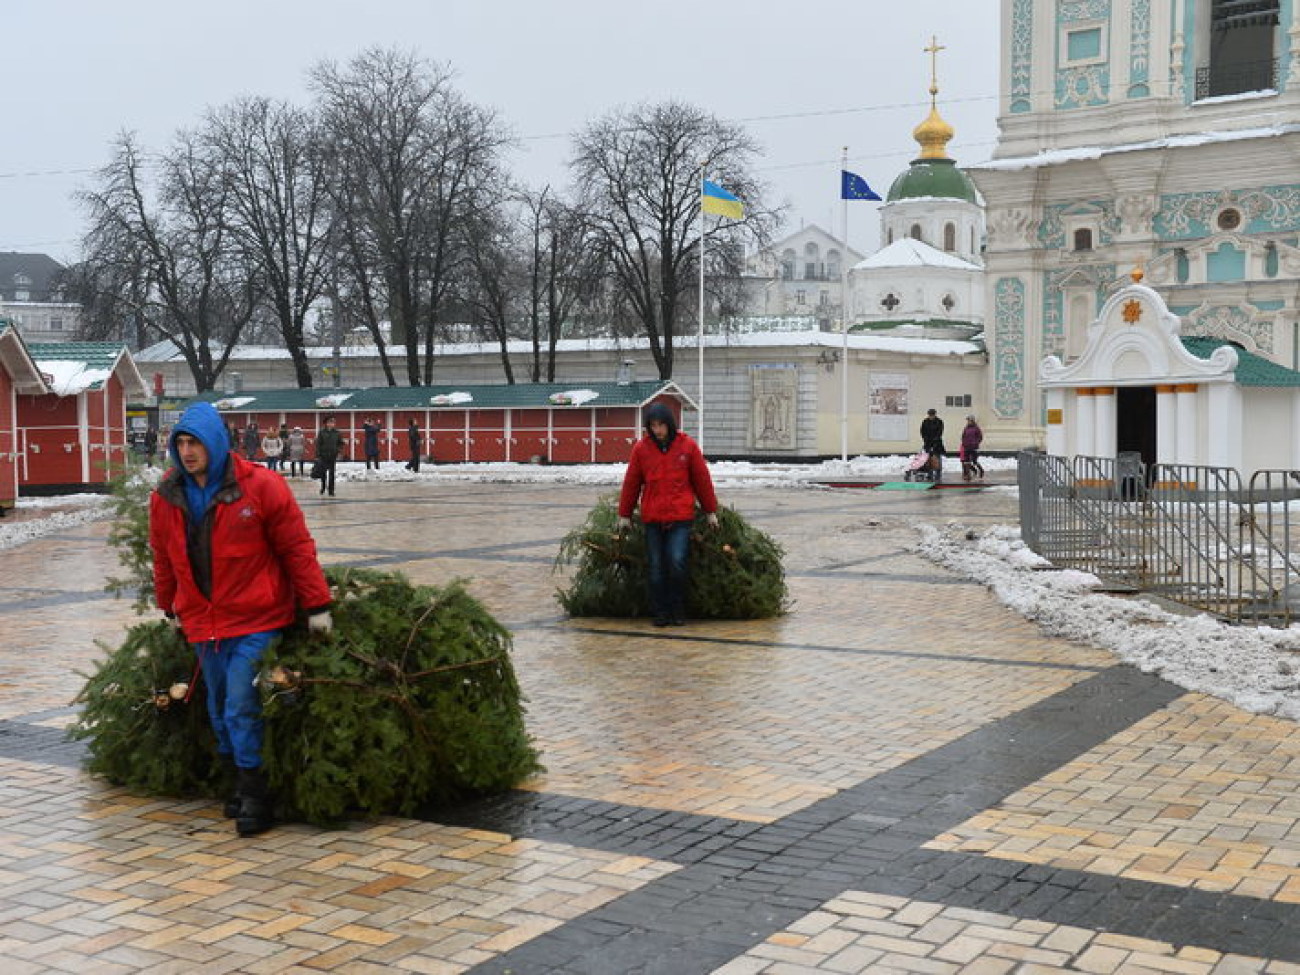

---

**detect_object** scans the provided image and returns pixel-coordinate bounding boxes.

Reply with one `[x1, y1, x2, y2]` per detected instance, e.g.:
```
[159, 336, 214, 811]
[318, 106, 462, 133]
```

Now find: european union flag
[841, 170, 881, 201]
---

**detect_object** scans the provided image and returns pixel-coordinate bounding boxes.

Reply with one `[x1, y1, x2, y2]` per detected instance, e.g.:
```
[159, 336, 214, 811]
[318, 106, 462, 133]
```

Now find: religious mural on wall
[748, 364, 797, 451]
[868, 372, 910, 441]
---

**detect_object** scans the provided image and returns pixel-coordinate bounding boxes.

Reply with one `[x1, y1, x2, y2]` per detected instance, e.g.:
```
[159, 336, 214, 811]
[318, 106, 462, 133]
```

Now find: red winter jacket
[618, 430, 718, 524]
[150, 454, 331, 643]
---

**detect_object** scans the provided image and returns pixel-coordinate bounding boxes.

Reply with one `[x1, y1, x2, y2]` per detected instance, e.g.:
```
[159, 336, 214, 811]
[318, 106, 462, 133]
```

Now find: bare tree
[459, 210, 519, 383]
[78, 132, 261, 391]
[204, 97, 333, 387]
[519, 187, 605, 382]
[311, 47, 510, 385]
[571, 100, 775, 379]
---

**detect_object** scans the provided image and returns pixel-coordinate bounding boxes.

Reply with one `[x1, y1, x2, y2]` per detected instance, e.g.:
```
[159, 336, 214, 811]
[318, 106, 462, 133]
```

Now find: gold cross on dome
[924, 35, 946, 97]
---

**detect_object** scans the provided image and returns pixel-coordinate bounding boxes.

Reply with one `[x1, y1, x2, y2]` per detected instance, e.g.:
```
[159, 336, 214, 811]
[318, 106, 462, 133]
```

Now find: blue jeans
[195, 631, 277, 769]
[644, 521, 692, 621]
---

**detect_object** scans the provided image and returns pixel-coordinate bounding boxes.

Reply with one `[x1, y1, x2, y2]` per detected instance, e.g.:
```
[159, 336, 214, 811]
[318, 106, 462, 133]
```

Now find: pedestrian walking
[261, 429, 283, 472]
[314, 416, 342, 497]
[921, 408, 946, 483]
[617, 403, 720, 627]
[287, 427, 307, 477]
[242, 421, 260, 462]
[150, 401, 332, 837]
[405, 419, 422, 472]
[362, 418, 382, 470]
[961, 414, 985, 481]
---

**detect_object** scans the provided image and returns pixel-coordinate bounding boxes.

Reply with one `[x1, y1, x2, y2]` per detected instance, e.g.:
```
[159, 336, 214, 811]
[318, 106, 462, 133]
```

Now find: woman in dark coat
[920, 408, 945, 482]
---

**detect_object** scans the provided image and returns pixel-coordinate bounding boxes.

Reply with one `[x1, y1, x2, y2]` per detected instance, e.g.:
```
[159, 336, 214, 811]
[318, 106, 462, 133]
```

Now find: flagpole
[698, 165, 706, 452]
[840, 147, 850, 463]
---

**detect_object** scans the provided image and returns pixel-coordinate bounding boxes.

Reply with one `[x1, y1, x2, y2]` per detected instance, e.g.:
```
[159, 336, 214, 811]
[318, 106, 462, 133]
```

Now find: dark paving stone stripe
[0, 589, 118, 614]
[861, 847, 1300, 963]
[432, 791, 764, 865]
[0, 719, 86, 769]
[556, 624, 1108, 672]
[464, 666, 1185, 974]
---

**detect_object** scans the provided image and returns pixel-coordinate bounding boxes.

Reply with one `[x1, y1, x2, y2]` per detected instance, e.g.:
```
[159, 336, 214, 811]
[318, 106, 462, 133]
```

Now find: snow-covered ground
[302, 452, 1020, 489]
[5, 454, 1298, 723]
[918, 523, 1300, 722]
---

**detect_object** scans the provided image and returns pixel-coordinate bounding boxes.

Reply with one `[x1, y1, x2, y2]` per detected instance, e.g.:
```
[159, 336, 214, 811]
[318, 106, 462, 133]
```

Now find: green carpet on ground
[875, 481, 935, 491]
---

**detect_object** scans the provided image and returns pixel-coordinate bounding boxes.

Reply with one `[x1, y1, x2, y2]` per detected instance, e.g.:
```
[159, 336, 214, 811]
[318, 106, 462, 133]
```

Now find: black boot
[235, 767, 274, 837]
[220, 756, 241, 819]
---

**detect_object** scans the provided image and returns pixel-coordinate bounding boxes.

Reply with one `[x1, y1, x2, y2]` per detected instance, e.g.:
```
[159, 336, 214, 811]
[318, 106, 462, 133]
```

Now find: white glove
[307, 610, 333, 634]
[617, 516, 633, 534]
[705, 512, 720, 530]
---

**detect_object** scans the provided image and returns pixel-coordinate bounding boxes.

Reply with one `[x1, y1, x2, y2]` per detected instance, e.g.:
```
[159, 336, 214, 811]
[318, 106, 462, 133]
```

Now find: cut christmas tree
[70, 465, 541, 827]
[555, 496, 788, 619]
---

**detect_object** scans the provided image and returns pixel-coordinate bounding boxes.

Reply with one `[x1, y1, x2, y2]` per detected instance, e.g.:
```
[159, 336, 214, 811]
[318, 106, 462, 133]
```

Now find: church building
[973, 0, 1300, 458]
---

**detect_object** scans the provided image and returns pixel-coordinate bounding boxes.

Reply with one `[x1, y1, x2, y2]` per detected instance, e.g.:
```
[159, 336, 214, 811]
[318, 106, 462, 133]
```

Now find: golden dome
[913, 105, 954, 160]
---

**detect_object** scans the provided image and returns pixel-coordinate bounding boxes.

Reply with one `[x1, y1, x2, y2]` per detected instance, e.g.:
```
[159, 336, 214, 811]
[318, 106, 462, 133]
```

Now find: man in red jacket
[617, 402, 719, 626]
[151, 401, 332, 837]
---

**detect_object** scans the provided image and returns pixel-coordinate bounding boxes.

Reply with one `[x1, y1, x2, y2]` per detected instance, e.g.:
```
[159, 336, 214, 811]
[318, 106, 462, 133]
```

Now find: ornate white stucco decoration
[1040, 275, 1237, 388]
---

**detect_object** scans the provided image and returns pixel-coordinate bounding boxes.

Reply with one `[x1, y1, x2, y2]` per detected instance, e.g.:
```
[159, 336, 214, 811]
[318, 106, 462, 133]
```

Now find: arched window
[943, 223, 956, 252]
[1073, 228, 1093, 251]
[825, 249, 841, 279]
[804, 241, 821, 279]
[910, 224, 923, 241]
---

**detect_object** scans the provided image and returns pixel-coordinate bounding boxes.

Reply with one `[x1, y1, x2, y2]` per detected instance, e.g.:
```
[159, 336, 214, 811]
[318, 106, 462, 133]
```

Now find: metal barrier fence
[1018, 451, 1300, 626]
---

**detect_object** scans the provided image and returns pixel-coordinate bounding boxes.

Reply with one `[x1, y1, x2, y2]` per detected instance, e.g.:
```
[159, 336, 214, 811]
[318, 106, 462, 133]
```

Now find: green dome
[886, 158, 978, 204]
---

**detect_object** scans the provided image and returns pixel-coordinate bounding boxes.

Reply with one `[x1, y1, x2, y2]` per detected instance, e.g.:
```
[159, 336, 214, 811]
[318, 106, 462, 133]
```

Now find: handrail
[1018, 453, 1300, 626]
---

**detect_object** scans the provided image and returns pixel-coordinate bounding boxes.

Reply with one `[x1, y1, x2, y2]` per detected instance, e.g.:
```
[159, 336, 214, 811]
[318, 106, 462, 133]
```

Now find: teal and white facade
[974, 0, 1300, 453]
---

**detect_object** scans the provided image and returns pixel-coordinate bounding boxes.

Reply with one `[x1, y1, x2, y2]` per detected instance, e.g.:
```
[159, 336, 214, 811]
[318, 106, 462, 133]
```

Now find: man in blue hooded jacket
[150, 401, 332, 836]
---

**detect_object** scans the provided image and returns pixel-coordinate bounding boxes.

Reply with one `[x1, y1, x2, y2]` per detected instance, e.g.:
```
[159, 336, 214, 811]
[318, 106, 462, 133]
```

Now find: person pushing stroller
[920, 408, 946, 483]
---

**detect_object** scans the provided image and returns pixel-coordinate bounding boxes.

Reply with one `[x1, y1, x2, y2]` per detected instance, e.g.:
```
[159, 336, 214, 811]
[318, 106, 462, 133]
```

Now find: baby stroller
[903, 449, 941, 482]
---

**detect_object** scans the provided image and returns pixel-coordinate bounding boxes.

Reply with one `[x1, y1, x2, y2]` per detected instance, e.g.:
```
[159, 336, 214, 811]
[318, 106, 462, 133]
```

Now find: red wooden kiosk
[18, 343, 148, 493]
[0, 327, 49, 514]
[191, 381, 694, 466]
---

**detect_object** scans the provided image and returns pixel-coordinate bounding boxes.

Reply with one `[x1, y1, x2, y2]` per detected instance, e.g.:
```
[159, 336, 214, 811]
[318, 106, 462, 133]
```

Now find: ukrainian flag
[702, 180, 744, 219]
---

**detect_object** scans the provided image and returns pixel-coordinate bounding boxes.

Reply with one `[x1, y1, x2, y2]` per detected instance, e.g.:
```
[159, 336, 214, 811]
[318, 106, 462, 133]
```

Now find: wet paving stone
[2, 477, 1300, 971]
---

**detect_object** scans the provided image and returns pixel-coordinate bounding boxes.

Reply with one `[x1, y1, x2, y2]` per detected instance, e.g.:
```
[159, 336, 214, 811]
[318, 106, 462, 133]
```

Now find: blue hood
[169, 402, 231, 519]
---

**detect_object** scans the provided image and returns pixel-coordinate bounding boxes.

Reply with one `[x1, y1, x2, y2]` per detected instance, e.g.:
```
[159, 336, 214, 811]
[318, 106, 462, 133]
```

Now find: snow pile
[429, 392, 473, 406]
[0, 495, 112, 551]
[36, 361, 112, 396]
[917, 523, 1300, 721]
[331, 453, 1021, 489]
[315, 393, 353, 408]
[548, 389, 599, 406]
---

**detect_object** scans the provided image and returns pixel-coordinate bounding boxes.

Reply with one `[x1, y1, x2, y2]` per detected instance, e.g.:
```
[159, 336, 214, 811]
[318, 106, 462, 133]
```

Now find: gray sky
[7, 0, 999, 263]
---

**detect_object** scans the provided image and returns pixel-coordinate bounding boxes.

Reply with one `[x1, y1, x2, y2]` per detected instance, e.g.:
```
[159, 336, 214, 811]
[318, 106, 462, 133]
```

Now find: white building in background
[741, 224, 863, 330]
[973, 0, 1300, 461]
[0, 253, 82, 344]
